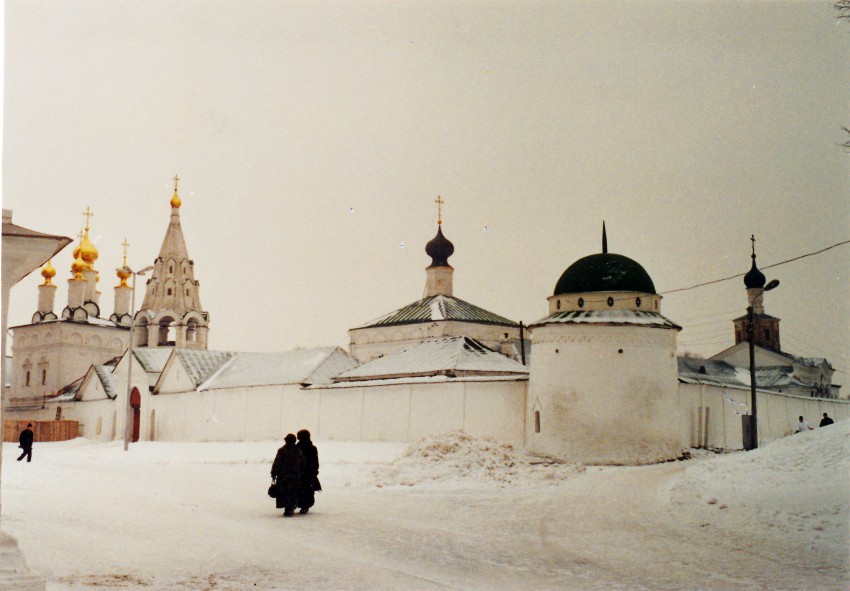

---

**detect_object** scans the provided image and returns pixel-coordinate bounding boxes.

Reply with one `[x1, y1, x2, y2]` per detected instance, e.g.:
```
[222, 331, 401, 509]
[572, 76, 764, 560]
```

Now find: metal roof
[173, 349, 238, 387]
[334, 336, 529, 382]
[198, 347, 357, 390]
[532, 309, 681, 329]
[93, 364, 120, 399]
[133, 348, 174, 373]
[355, 295, 518, 329]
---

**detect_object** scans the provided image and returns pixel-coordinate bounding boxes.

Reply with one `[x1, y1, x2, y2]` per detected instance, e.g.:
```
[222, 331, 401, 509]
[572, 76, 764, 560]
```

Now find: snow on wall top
[533, 309, 681, 329]
[335, 336, 529, 382]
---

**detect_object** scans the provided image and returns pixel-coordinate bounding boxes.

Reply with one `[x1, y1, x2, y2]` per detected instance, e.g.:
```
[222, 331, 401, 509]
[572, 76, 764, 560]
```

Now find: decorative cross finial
[82, 206, 94, 230]
[77, 230, 84, 243]
[121, 238, 130, 265]
[435, 195, 444, 225]
[173, 174, 180, 192]
[750, 234, 756, 258]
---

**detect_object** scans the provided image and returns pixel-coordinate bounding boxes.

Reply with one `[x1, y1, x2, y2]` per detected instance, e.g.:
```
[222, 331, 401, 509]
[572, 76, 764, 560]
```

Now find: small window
[635, 297, 641, 308]
[578, 297, 584, 308]
[607, 297, 614, 307]
[167, 288, 172, 296]
[25, 371, 31, 386]
[185, 289, 189, 296]
[169, 265, 173, 273]
[556, 300, 561, 310]
[534, 411, 541, 433]
[763, 329, 770, 340]
[41, 369, 47, 385]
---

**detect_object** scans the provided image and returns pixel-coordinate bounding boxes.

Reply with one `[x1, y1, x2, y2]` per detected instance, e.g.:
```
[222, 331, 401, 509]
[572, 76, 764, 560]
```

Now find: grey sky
[3, 1, 849, 379]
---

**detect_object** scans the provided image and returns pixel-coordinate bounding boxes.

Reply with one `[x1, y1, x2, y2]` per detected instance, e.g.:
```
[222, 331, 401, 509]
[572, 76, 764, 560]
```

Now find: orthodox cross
[122, 238, 130, 265]
[173, 174, 180, 193]
[750, 234, 756, 258]
[82, 206, 94, 230]
[435, 195, 444, 225]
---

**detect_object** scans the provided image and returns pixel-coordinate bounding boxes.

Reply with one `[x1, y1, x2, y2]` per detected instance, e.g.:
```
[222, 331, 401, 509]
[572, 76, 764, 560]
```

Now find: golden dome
[171, 174, 182, 208]
[71, 251, 87, 279]
[79, 229, 99, 267]
[40, 260, 56, 285]
[116, 265, 131, 287]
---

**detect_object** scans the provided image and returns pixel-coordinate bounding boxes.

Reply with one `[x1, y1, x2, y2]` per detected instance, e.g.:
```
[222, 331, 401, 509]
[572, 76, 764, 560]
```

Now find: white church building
[6, 184, 847, 465]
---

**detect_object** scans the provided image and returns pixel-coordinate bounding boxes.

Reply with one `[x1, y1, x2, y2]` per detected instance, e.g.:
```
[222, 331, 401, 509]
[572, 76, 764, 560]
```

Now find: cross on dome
[435, 195, 444, 225]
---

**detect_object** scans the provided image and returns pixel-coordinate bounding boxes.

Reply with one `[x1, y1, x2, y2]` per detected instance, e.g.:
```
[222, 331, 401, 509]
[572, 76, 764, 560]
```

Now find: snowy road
[1, 427, 847, 590]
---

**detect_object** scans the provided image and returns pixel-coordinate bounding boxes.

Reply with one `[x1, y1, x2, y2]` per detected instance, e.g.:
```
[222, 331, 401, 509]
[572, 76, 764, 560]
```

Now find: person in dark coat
[819, 413, 834, 427]
[296, 429, 320, 514]
[271, 433, 304, 517]
[17, 424, 34, 462]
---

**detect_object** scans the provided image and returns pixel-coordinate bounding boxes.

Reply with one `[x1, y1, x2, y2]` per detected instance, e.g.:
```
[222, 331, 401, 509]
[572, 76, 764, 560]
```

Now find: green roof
[355, 295, 518, 329]
[554, 253, 656, 295]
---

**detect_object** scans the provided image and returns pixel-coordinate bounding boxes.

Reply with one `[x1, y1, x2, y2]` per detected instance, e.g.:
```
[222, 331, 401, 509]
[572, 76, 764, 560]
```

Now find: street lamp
[123, 265, 153, 451]
[745, 277, 779, 450]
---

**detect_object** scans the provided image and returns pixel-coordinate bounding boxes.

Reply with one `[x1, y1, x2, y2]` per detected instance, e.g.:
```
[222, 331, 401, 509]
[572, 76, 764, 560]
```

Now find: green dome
[553, 253, 656, 295]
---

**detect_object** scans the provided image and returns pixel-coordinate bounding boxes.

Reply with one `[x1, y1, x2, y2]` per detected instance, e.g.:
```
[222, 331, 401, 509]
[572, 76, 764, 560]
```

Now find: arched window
[25, 371, 31, 386]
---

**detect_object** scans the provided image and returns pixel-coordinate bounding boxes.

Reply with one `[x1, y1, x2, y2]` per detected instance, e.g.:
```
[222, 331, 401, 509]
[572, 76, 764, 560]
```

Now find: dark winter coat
[18, 428, 33, 450]
[271, 443, 304, 510]
[297, 440, 320, 509]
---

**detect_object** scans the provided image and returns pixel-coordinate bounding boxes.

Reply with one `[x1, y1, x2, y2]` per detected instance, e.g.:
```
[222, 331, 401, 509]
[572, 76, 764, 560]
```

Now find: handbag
[267, 481, 277, 498]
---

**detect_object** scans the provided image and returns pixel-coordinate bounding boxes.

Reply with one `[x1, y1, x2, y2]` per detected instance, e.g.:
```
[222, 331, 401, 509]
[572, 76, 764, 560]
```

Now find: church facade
[5, 187, 848, 464]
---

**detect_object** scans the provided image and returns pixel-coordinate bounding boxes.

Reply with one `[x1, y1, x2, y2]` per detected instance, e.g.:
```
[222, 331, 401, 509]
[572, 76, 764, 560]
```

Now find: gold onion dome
[71, 251, 87, 279]
[79, 229, 99, 268]
[116, 265, 131, 287]
[40, 260, 57, 285]
[170, 174, 182, 208]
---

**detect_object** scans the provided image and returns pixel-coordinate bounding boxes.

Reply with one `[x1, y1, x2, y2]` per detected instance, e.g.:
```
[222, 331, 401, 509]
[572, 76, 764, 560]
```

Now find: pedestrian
[795, 416, 812, 433]
[17, 423, 34, 462]
[271, 433, 304, 517]
[296, 429, 320, 514]
[819, 413, 834, 427]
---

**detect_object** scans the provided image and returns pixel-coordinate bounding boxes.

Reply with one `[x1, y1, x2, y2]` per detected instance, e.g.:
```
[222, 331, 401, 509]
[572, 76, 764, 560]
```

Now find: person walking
[819, 413, 834, 427]
[795, 416, 812, 433]
[17, 423, 34, 462]
[296, 429, 320, 514]
[271, 433, 304, 517]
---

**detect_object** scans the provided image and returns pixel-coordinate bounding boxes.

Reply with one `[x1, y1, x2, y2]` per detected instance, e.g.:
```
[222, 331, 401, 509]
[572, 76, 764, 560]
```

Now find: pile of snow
[372, 431, 585, 487]
[669, 419, 849, 568]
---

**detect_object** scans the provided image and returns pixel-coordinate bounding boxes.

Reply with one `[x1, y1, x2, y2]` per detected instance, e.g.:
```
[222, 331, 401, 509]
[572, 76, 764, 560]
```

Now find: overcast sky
[3, 1, 849, 380]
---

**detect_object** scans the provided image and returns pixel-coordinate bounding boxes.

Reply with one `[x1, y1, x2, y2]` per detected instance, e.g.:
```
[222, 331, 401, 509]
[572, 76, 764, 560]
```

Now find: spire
[435, 195, 444, 225]
[602, 221, 608, 254]
[171, 174, 182, 209]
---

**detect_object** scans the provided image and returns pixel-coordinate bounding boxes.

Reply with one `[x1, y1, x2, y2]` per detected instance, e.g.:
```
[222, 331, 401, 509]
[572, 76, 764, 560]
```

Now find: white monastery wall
[527, 324, 681, 464]
[677, 383, 850, 451]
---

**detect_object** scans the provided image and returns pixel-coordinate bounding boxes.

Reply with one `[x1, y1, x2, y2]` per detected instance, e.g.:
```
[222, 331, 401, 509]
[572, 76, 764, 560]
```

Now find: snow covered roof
[133, 348, 174, 373]
[354, 295, 517, 329]
[533, 310, 681, 329]
[334, 336, 529, 383]
[93, 364, 121, 399]
[198, 347, 357, 390]
[173, 349, 238, 387]
[677, 357, 749, 389]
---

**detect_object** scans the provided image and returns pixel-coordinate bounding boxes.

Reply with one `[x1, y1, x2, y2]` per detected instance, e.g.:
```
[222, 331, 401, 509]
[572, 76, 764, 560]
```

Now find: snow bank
[372, 430, 585, 488]
[669, 419, 849, 569]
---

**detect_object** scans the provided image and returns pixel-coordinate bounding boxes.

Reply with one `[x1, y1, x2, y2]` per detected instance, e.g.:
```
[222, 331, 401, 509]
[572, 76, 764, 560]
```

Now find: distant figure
[795, 416, 812, 433]
[271, 433, 304, 517]
[819, 413, 834, 428]
[296, 429, 320, 514]
[17, 423, 34, 462]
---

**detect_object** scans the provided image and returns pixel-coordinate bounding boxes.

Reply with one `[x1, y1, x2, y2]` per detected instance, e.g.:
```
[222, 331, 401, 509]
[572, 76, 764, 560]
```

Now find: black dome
[425, 226, 454, 267]
[554, 253, 656, 295]
[743, 257, 766, 289]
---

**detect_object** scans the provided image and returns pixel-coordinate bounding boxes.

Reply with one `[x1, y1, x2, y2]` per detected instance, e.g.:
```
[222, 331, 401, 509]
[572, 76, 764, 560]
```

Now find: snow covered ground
[2, 423, 847, 590]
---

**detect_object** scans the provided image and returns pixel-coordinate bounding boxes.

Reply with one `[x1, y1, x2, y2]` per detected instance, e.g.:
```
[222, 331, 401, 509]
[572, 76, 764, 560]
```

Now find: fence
[3, 420, 79, 443]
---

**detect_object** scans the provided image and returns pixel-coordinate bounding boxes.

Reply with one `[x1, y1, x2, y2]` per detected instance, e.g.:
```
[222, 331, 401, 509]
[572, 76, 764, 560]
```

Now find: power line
[659, 239, 850, 296]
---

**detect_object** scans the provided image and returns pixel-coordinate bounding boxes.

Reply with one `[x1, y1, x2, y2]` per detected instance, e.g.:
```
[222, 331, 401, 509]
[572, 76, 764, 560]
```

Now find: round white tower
[526, 226, 682, 465]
